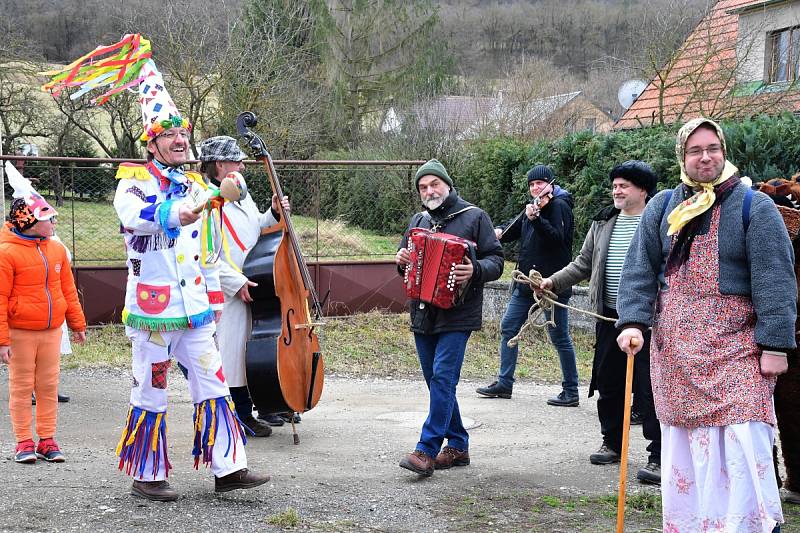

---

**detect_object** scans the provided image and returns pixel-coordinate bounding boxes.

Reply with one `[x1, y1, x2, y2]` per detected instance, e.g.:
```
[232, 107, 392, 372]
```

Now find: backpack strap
[659, 189, 674, 224]
[742, 187, 753, 233]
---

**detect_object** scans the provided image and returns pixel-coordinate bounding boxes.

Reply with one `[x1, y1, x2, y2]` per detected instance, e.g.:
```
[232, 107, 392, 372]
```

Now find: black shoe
[546, 391, 579, 407]
[636, 462, 661, 485]
[629, 410, 643, 425]
[279, 412, 301, 424]
[240, 415, 272, 438]
[476, 381, 512, 399]
[32, 393, 70, 404]
[257, 413, 285, 427]
[590, 444, 621, 465]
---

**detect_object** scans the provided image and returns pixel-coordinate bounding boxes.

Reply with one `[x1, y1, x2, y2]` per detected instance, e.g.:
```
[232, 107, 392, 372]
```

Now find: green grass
[69, 310, 596, 383]
[5, 198, 403, 265]
[266, 507, 300, 528]
[7, 198, 528, 268]
[444, 487, 663, 532]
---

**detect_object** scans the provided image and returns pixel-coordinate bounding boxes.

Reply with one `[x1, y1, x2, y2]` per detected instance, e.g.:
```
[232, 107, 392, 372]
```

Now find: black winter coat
[498, 189, 575, 297]
[398, 190, 504, 334]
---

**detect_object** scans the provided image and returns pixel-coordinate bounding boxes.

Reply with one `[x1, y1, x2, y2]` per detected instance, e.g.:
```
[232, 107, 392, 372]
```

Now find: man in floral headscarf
[615, 117, 796, 533]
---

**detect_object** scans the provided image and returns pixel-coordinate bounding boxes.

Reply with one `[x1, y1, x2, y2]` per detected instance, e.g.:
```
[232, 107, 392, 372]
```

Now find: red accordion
[404, 228, 476, 309]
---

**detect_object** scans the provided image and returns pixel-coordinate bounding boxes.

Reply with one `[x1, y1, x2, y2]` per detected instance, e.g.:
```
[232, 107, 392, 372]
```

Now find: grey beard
[423, 196, 445, 210]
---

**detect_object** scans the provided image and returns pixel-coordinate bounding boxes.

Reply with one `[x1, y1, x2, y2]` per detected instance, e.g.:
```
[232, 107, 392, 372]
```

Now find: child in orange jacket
[0, 194, 86, 464]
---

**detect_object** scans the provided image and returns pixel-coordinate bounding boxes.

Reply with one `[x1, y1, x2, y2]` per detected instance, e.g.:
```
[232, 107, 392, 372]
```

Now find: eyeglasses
[158, 130, 190, 140]
[685, 145, 722, 158]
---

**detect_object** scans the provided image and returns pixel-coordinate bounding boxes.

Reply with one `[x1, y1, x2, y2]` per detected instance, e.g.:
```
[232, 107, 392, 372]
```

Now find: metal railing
[1, 156, 425, 265]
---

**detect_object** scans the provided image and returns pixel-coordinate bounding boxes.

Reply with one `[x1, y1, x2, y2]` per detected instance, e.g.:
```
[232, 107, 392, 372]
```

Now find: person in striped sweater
[540, 161, 661, 485]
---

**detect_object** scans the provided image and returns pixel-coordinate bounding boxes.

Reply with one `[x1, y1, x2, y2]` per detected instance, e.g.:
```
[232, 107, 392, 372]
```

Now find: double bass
[236, 112, 324, 443]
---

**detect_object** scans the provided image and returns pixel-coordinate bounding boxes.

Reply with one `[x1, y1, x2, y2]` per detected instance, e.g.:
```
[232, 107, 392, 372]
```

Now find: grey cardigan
[616, 182, 797, 350]
[549, 212, 617, 315]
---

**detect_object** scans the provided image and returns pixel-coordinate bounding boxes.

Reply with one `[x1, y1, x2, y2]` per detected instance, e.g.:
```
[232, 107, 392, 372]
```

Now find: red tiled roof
[614, 0, 800, 129]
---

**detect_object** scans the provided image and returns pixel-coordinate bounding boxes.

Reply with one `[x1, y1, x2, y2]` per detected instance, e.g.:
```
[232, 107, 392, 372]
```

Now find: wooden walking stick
[616, 336, 639, 533]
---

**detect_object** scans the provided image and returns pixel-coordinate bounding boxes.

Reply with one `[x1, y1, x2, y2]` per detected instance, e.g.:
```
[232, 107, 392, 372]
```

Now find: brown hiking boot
[399, 450, 434, 476]
[434, 446, 470, 470]
[131, 480, 179, 502]
[215, 468, 270, 493]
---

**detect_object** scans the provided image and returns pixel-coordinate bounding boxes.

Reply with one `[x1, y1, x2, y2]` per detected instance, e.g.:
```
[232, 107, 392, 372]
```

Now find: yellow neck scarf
[666, 160, 738, 236]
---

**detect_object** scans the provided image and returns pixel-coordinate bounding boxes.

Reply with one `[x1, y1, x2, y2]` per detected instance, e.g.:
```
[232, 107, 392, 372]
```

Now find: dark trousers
[593, 307, 660, 464]
[229, 386, 254, 421]
[775, 354, 800, 492]
[180, 362, 252, 421]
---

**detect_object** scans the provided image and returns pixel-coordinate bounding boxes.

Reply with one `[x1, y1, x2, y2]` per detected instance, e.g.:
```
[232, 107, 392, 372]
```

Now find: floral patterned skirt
[661, 422, 782, 533]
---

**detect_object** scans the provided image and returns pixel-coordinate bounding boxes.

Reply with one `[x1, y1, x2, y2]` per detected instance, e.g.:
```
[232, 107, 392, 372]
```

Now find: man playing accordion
[395, 159, 504, 476]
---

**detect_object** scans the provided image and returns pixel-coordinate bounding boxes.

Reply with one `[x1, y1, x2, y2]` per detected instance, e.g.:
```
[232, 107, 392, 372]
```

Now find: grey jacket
[549, 208, 618, 314]
[616, 182, 797, 350]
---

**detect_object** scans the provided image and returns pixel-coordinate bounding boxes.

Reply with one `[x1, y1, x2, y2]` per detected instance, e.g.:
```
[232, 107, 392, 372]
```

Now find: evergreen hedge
[317, 113, 800, 253]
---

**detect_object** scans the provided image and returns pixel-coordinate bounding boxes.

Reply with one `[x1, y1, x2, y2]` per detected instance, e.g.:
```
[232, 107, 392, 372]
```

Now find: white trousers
[123, 324, 247, 481]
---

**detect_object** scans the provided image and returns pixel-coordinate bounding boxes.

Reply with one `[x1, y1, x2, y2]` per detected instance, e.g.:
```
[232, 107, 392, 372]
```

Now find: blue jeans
[498, 288, 578, 395]
[413, 331, 471, 458]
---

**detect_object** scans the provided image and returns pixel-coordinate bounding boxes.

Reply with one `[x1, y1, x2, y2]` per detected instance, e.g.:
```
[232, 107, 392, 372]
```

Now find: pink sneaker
[36, 438, 65, 463]
[14, 439, 36, 464]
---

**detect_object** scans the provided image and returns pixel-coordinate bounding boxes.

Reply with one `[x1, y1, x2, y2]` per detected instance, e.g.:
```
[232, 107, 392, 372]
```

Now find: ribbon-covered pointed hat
[41, 33, 189, 143]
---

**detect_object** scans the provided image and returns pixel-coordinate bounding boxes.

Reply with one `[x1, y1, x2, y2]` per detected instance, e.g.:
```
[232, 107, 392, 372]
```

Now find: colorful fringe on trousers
[116, 396, 247, 480]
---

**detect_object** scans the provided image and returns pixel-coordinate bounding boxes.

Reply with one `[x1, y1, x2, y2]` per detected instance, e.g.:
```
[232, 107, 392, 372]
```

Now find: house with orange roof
[615, 0, 800, 129]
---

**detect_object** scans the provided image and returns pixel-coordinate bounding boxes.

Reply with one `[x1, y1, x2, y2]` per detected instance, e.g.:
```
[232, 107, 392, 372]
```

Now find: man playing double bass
[198, 136, 291, 435]
[395, 159, 504, 476]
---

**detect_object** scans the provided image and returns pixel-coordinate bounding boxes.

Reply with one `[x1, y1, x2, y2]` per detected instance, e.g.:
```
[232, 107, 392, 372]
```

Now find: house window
[770, 26, 800, 83]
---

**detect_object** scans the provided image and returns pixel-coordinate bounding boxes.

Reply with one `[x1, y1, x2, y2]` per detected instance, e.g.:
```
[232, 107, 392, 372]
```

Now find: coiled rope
[507, 269, 617, 348]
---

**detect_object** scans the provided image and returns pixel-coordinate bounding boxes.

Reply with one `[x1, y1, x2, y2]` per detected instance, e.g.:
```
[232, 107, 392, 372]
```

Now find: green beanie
[415, 159, 453, 187]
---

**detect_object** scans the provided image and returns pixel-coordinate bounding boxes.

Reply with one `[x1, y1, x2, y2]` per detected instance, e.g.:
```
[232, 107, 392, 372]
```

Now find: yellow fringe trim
[114, 406, 134, 456]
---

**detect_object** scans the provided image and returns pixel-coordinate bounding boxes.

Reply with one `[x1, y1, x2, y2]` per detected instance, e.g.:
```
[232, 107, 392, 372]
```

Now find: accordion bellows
[404, 228, 475, 309]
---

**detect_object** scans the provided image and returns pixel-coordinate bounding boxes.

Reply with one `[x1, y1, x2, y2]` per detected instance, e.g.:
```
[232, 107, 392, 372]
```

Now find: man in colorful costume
[42, 34, 269, 502]
[616, 117, 795, 532]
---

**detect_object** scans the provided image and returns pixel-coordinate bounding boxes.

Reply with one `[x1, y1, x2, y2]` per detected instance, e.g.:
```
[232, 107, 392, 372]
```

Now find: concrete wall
[76, 262, 595, 330]
[483, 280, 594, 330]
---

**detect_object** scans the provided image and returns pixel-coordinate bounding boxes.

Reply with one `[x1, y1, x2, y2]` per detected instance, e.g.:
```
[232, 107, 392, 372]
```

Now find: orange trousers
[7, 327, 62, 442]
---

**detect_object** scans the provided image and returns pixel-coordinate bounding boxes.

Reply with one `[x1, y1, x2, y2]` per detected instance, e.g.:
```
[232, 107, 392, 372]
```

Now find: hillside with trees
[0, 0, 711, 158]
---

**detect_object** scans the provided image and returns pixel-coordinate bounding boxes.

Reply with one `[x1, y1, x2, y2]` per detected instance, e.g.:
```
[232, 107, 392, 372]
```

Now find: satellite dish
[617, 79, 648, 109]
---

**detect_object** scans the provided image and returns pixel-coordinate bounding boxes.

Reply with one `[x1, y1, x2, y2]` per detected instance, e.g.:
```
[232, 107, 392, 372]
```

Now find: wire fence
[1, 156, 424, 265]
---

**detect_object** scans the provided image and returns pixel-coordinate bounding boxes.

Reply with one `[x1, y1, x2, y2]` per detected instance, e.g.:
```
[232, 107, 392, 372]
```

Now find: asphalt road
[0, 368, 663, 532]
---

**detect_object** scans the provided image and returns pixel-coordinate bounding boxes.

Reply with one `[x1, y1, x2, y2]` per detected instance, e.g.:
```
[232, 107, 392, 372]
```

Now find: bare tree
[215, 0, 326, 158]
[491, 56, 581, 140]
[51, 90, 141, 158]
[311, 0, 449, 148]
[118, 0, 239, 154]
[0, 28, 49, 155]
